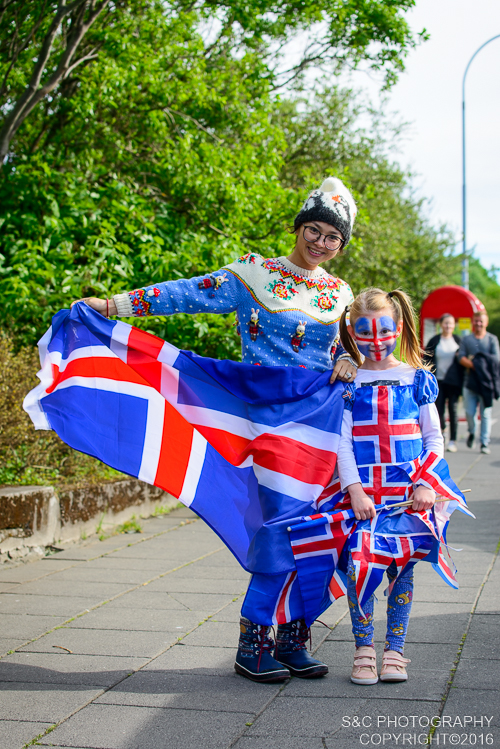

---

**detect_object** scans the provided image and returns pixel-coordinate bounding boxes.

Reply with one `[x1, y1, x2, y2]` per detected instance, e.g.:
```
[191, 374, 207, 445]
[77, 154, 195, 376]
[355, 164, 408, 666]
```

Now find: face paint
[353, 314, 398, 361]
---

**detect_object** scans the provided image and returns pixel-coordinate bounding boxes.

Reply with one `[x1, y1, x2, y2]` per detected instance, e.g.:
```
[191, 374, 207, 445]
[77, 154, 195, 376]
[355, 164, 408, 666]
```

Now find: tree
[0, 0, 424, 161]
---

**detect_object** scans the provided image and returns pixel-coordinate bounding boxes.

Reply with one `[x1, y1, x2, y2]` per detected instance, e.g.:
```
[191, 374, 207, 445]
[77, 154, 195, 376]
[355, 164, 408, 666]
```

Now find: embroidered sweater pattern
[113, 253, 354, 371]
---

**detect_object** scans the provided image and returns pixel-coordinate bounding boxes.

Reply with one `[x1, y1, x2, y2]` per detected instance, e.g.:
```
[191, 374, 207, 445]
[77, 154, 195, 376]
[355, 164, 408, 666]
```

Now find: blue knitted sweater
[113, 253, 354, 372]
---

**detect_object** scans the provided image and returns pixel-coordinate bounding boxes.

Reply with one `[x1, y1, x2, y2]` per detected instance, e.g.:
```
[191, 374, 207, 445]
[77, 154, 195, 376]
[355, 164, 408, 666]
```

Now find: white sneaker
[447, 441, 457, 453]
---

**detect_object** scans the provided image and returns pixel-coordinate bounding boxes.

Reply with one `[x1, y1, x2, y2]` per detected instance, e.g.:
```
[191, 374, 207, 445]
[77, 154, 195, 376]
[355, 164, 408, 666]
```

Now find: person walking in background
[425, 314, 463, 453]
[458, 311, 500, 455]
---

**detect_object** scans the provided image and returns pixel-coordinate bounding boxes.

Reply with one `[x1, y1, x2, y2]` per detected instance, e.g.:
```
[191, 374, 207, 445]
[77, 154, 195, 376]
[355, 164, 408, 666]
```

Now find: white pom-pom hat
[294, 177, 357, 246]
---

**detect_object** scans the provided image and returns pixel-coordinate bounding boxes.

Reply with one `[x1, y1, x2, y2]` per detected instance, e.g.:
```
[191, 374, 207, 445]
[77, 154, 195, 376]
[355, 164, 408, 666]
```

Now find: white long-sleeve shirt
[337, 363, 444, 491]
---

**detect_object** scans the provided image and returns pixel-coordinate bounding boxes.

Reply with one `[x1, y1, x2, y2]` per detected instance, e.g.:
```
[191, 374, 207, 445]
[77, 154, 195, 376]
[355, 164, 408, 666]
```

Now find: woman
[75, 176, 358, 683]
[425, 314, 463, 453]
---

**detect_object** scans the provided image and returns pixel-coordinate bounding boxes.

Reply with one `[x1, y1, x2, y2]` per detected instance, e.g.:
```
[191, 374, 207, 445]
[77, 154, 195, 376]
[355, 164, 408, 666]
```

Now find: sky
[362, 0, 500, 278]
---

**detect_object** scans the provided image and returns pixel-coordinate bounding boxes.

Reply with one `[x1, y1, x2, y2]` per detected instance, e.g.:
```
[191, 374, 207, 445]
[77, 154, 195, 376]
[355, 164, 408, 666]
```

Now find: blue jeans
[464, 387, 492, 447]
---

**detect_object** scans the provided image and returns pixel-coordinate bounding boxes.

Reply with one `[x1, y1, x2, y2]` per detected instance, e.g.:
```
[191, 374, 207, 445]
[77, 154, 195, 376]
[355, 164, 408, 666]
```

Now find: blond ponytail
[388, 290, 430, 370]
[339, 307, 363, 367]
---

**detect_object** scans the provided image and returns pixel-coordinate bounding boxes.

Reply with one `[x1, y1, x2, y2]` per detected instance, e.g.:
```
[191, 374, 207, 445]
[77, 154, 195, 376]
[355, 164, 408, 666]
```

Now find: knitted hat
[294, 177, 357, 246]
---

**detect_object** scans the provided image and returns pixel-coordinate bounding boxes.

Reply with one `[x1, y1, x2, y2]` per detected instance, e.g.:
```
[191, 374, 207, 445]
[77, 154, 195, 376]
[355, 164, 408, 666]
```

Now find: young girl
[337, 287, 444, 685]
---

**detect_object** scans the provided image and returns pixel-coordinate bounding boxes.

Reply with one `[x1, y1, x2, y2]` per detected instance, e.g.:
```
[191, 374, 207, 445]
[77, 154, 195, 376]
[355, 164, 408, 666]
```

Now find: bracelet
[336, 353, 359, 368]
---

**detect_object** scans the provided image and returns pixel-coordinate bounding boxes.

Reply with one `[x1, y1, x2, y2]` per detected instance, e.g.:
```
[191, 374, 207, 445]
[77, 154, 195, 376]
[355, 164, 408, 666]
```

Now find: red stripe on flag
[195, 426, 252, 464]
[127, 328, 164, 392]
[45, 357, 147, 394]
[154, 402, 195, 497]
[191, 427, 336, 485]
[275, 571, 297, 625]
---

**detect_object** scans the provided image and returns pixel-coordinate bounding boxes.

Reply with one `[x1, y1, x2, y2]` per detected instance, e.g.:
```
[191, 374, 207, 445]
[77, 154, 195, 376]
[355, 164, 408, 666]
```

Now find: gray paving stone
[103, 590, 192, 611]
[0, 559, 77, 582]
[38, 703, 254, 749]
[325, 609, 470, 645]
[441, 689, 500, 727]
[0, 594, 101, 617]
[245, 696, 370, 738]
[39, 566, 159, 585]
[246, 697, 441, 739]
[234, 739, 325, 749]
[141, 643, 236, 676]
[460, 615, 500, 659]
[19, 626, 176, 658]
[0, 681, 103, 722]
[145, 574, 246, 595]
[0, 582, 20, 593]
[452, 657, 500, 690]
[318, 640, 460, 672]
[65, 606, 206, 632]
[0, 637, 30, 655]
[78, 556, 181, 572]
[181, 620, 241, 648]
[165, 591, 240, 611]
[11, 579, 135, 598]
[0, 613, 68, 640]
[95, 670, 280, 713]
[171, 564, 251, 581]
[283, 667, 449, 701]
[0, 651, 148, 686]
[0, 719, 54, 749]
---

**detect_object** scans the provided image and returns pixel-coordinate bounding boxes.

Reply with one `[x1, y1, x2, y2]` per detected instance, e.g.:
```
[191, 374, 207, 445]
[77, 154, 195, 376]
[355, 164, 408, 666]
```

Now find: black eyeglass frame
[302, 225, 344, 252]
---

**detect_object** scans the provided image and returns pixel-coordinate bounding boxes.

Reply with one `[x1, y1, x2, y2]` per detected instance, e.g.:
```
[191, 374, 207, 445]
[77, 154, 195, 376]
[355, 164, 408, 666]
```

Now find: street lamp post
[462, 34, 500, 289]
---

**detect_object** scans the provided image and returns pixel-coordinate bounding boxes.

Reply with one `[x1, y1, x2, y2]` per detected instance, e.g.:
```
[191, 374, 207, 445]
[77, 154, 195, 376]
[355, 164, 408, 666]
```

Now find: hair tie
[388, 292, 395, 299]
[345, 305, 351, 312]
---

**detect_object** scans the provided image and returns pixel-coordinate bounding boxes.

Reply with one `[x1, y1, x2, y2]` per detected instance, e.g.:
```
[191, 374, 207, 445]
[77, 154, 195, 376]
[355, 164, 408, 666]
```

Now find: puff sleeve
[413, 369, 439, 406]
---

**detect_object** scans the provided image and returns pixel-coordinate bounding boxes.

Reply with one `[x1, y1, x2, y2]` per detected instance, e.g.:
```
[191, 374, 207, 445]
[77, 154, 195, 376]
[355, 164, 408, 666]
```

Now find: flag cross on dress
[352, 385, 421, 464]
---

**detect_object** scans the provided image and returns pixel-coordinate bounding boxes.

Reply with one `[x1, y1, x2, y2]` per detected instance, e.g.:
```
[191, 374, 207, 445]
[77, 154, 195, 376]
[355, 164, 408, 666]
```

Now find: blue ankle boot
[234, 617, 291, 683]
[275, 619, 328, 678]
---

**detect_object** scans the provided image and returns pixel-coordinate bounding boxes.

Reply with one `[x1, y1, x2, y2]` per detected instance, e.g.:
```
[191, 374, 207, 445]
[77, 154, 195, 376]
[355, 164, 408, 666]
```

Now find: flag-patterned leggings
[346, 553, 414, 653]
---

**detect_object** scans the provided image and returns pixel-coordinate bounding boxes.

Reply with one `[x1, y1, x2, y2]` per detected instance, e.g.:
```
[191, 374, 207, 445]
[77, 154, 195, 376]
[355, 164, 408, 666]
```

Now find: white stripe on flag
[174, 403, 338, 453]
[253, 464, 323, 504]
[179, 430, 208, 508]
[138, 396, 166, 485]
[110, 320, 132, 362]
[157, 341, 180, 367]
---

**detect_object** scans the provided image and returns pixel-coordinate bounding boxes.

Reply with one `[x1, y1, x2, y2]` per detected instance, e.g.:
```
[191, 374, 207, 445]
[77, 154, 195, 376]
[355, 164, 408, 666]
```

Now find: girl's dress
[335, 363, 462, 652]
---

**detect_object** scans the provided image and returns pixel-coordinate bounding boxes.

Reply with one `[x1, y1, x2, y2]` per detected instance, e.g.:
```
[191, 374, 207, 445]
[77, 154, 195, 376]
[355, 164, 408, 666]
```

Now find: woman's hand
[71, 297, 117, 316]
[348, 483, 376, 521]
[330, 359, 357, 384]
[411, 485, 436, 512]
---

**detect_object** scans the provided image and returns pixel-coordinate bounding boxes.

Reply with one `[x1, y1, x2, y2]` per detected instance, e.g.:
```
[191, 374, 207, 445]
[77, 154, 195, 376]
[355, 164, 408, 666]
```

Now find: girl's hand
[411, 485, 435, 512]
[71, 297, 117, 316]
[348, 483, 376, 520]
[330, 359, 357, 384]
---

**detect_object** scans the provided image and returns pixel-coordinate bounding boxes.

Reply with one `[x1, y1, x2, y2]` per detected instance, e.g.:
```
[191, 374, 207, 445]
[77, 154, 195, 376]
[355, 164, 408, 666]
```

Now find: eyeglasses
[303, 225, 343, 251]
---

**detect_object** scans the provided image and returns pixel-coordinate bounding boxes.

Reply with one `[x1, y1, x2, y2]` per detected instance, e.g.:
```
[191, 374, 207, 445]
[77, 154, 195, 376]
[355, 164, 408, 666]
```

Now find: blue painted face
[353, 314, 399, 361]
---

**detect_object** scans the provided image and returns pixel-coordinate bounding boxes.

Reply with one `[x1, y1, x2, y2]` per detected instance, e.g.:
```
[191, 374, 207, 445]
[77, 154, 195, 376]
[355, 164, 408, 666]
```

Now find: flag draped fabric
[24, 303, 345, 575]
[24, 303, 472, 625]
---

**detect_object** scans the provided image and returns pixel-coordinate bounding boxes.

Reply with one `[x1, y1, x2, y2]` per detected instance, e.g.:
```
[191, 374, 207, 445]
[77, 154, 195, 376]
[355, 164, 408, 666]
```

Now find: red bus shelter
[420, 286, 485, 346]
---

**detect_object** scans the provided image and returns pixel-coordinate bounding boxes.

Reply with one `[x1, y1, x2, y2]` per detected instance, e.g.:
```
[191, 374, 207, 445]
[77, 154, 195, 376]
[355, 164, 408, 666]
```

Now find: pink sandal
[351, 646, 378, 685]
[380, 650, 410, 682]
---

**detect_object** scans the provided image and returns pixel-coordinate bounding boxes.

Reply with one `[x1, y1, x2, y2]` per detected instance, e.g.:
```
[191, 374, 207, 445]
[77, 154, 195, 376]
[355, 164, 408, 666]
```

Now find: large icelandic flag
[24, 302, 346, 575]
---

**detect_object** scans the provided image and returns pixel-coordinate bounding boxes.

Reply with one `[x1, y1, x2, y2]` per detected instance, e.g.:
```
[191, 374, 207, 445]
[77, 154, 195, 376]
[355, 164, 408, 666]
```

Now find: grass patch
[117, 516, 142, 534]
[152, 501, 182, 517]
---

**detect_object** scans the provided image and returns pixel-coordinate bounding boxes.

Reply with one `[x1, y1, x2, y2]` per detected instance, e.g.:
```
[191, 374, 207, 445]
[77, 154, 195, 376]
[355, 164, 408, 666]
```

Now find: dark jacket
[424, 334, 464, 390]
[467, 352, 500, 408]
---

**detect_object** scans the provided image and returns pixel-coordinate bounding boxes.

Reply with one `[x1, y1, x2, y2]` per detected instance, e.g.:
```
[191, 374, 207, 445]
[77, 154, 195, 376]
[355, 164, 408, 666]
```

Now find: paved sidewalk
[0, 405, 499, 749]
